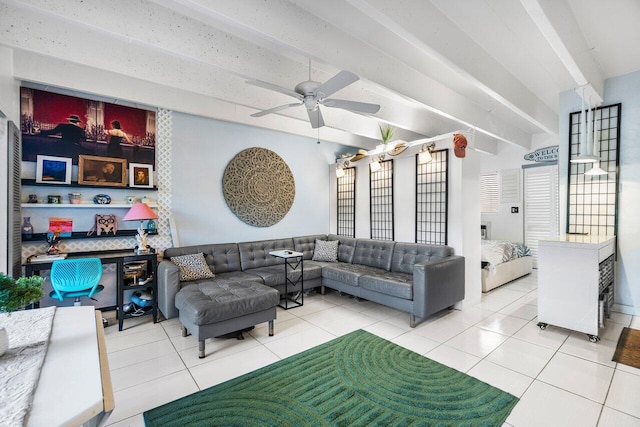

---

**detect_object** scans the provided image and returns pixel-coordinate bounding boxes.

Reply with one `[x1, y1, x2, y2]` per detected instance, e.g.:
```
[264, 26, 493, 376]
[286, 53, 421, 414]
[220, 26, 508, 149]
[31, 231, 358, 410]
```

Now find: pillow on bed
[481, 243, 506, 267]
[312, 239, 339, 262]
[170, 253, 215, 281]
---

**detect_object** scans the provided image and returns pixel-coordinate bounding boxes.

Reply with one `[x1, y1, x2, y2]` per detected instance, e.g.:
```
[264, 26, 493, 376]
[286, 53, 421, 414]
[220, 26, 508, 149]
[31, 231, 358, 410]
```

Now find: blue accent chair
[49, 258, 105, 306]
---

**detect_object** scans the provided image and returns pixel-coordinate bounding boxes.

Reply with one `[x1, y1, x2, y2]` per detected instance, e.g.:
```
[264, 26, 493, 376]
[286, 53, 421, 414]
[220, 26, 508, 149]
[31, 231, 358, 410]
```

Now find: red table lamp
[123, 203, 158, 253]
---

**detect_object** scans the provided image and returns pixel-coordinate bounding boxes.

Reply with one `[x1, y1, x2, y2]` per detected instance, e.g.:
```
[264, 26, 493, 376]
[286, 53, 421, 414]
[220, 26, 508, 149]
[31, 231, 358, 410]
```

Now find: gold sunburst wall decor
[222, 147, 295, 227]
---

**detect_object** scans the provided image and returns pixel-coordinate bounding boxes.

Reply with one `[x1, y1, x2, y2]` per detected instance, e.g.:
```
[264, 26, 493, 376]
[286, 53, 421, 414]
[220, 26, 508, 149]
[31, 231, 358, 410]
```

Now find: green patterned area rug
[144, 330, 518, 426]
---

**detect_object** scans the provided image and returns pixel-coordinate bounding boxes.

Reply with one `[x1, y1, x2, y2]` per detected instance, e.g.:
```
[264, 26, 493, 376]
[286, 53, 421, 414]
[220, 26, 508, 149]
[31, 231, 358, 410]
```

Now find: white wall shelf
[21, 203, 158, 209]
[21, 179, 158, 190]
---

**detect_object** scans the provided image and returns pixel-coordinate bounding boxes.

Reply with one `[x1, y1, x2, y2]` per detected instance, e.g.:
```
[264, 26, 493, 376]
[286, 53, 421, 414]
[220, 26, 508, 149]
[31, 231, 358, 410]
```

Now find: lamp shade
[123, 203, 158, 221]
[585, 165, 608, 176]
[570, 154, 598, 164]
[418, 150, 432, 164]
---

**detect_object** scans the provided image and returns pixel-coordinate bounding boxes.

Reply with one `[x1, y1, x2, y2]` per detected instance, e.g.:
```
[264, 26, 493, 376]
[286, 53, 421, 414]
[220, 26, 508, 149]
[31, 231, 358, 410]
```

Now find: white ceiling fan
[247, 61, 381, 128]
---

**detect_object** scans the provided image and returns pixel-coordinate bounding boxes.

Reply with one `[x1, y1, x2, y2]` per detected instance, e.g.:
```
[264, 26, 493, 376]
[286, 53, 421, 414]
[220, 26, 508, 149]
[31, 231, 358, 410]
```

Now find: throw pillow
[312, 239, 339, 262]
[170, 253, 215, 281]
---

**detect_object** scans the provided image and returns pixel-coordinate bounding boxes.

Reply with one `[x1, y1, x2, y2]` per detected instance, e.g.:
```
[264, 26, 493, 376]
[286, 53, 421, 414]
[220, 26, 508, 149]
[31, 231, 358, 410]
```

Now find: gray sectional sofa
[158, 234, 465, 327]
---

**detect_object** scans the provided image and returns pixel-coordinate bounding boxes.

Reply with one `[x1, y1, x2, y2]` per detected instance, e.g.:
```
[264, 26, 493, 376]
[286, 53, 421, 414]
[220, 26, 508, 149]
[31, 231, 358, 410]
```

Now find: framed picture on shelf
[49, 217, 73, 237]
[78, 155, 127, 187]
[35, 155, 72, 184]
[129, 163, 154, 188]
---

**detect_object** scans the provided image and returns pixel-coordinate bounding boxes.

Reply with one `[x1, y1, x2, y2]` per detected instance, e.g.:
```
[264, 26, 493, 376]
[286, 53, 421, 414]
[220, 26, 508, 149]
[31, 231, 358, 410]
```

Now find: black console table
[24, 249, 158, 331]
[269, 250, 304, 309]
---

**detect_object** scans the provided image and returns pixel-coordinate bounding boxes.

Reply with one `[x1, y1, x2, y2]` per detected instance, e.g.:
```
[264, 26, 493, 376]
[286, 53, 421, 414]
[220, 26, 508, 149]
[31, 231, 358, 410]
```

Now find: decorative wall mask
[223, 147, 295, 227]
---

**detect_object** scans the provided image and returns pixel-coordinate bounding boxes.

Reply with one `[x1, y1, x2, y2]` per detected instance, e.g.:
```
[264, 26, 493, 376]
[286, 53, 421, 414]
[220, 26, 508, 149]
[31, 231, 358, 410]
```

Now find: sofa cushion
[170, 253, 215, 281]
[359, 272, 413, 300]
[352, 239, 395, 270]
[164, 243, 241, 274]
[247, 262, 322, 287]
[293, 234, 328, 260]
[239, 238, 295, 270]
[312, 239, 339, 262]
[175, 281, 279, 325]
[391, 243, 454, 274]
[322, 263, 387, 287]
[328, 234, 358, 263]
[215, 270, 264, 284]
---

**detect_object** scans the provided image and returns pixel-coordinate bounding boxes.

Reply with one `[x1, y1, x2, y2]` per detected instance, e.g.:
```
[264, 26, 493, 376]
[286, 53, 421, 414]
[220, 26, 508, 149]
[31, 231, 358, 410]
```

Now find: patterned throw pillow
[312, 239, 339, 262]
[170, 253, 215, 281]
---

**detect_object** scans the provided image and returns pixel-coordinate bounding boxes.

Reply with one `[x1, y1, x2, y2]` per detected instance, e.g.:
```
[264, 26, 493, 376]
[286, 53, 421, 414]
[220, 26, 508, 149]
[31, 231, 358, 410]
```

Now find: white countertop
[539, 235, 616, 248]
[269, 250, 303, 258]
[27, 307, 104, 427]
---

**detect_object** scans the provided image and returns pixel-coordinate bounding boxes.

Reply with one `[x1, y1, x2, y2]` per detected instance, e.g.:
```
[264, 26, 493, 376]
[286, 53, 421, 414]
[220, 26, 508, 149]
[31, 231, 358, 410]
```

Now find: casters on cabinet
[588, 334, 600, 343]
[537, 322, 548, 330]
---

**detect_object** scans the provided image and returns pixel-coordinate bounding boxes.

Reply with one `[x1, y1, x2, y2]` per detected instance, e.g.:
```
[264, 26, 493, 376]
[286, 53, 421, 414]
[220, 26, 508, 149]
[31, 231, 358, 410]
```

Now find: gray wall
[171, 112, 345, 245]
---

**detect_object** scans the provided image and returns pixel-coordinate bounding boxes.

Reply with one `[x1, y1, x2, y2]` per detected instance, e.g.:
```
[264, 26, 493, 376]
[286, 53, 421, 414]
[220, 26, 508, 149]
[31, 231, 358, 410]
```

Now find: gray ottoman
[175, 280, 279, 358]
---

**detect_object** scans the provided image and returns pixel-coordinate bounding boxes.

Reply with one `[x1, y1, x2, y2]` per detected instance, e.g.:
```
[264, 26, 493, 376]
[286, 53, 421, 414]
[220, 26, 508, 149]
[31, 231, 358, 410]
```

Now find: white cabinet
[537, 235, 615, 342]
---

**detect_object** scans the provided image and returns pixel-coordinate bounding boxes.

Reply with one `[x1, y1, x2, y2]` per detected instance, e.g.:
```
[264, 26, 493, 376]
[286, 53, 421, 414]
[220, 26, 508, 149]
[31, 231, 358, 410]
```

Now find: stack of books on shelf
[28, 254, 68, 263]
[124, 261, 147, 283]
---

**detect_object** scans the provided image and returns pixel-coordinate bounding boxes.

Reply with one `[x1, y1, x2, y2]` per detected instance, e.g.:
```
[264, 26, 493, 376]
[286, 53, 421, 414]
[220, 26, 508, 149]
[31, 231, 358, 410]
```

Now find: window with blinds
[336, 167, 356, 237]
[524, 165, 559, 267]
[480, 172, 499, 213]
[500, 169, 520, 203]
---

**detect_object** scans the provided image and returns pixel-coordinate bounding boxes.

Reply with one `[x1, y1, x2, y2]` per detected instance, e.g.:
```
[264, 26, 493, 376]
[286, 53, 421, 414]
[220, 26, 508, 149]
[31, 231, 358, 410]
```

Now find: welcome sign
[524, 146, 558, 163]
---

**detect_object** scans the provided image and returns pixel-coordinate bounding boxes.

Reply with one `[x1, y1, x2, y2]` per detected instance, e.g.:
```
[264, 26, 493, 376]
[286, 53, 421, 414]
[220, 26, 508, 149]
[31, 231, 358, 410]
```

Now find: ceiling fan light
[304, 97, 317, 110]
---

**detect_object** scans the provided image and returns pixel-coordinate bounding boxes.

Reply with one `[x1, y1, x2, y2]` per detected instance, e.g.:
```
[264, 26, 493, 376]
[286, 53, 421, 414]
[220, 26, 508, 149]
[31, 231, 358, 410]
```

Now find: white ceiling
[1, 0, 639, 152]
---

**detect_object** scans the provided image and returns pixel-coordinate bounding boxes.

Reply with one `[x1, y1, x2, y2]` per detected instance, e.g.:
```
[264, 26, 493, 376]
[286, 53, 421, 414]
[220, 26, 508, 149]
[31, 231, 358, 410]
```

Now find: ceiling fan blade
[307, 108, 325, 128]
[323, 98, 381, 114]
[251, 102, 301, 117]
[246, 80, 303, 99]
[315, 70, 359, 98]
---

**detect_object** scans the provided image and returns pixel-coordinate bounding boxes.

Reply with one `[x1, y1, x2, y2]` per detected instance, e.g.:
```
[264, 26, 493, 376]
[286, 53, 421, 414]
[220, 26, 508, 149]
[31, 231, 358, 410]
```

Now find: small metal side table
[269, 250, 304, 309]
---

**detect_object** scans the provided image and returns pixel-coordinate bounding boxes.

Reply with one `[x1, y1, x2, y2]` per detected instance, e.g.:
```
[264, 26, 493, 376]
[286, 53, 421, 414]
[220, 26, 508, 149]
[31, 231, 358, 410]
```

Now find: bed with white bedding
[481, 240, 532, 292]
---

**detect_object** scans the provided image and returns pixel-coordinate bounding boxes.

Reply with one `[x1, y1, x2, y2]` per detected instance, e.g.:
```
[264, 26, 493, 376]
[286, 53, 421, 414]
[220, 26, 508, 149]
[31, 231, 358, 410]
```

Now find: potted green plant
[0, 273, 45, 356]
[379, 124, 395, 145]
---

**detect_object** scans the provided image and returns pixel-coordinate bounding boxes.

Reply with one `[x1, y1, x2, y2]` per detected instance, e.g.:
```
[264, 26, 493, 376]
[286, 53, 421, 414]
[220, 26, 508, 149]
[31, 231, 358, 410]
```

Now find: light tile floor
[103, 271, 640, 426]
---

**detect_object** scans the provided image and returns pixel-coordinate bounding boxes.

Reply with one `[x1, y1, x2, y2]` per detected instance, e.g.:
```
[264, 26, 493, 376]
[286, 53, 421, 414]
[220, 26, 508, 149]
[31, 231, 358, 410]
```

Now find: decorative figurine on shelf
[21, 217, 34, 240]
[93, 194, 111, 204]
[135, 225, 150, 254]
[146, 219, 157, 234]
[45, 232, 61, 255]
